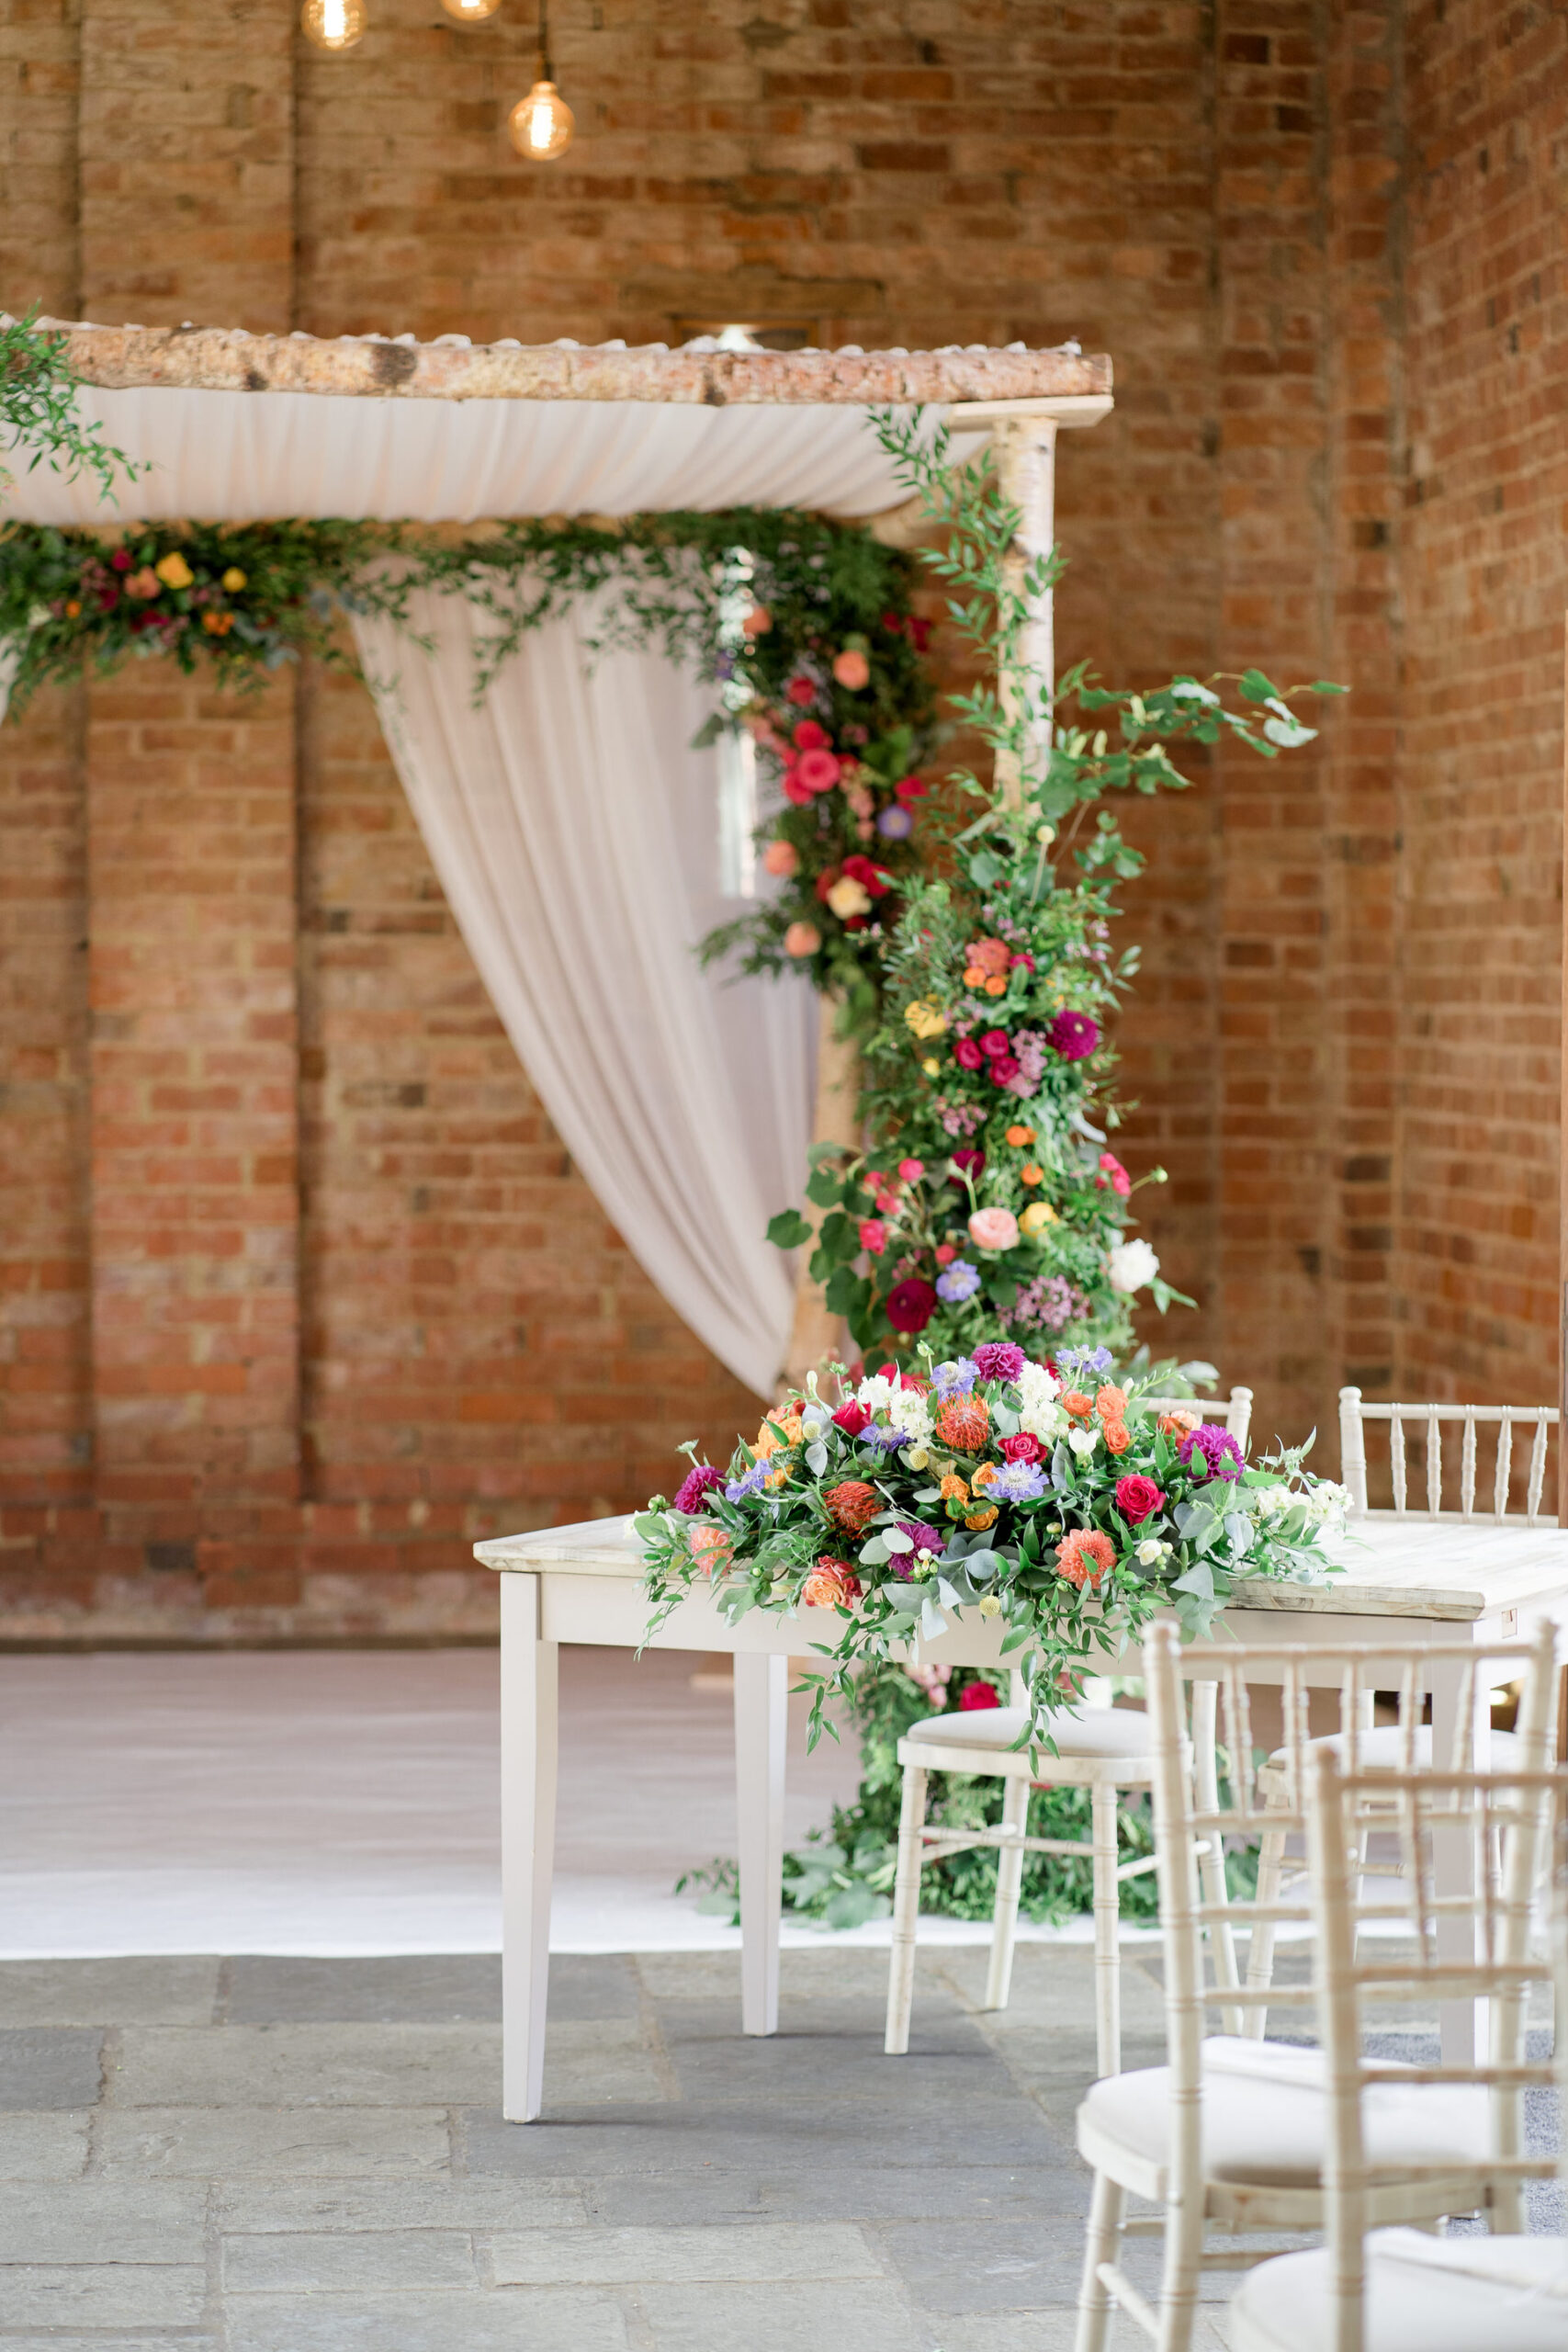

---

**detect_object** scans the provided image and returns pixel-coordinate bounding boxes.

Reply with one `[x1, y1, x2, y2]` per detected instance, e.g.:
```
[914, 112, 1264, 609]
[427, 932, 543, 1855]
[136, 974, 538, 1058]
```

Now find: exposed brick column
[86, 669, 302, 1605]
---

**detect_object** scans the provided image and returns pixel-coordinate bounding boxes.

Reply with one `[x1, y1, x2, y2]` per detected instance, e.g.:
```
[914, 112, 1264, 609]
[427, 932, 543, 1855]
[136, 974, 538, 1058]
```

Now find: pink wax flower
[859, 1219, 888, 1256]
[795, 748, 840, 795]
[897, 1157, 925, 1182]
[953, 1037, 985, 1071]
[783, 921, 820, 957]
[968, 1207, 1020, 1253]
[979, 1030, 1013, 1059]
[786, 675, 818, 707]
[793, 719, 829, 751]
[762, 840, 799, 877]
[832, 649, 871, 689]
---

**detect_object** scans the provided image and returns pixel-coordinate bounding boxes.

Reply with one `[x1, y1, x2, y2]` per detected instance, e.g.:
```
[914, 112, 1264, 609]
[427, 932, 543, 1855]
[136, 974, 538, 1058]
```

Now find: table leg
[500, 1573, 558, 2121]
[734, 1650, 787, 2037]
[1429, 1652, 1482, 2067]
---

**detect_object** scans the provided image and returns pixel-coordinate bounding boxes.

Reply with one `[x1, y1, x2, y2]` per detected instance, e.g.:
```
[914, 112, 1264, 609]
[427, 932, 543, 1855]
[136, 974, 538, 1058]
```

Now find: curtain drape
[352, 590, 814, 1399]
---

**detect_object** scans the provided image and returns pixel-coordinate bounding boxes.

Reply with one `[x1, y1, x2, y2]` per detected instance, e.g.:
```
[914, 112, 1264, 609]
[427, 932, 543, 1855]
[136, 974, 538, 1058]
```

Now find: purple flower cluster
[725, 1462, 773, 1502]
[972, 1341, 1026, 1384]
[673, 1463, 725, 1515]
[891, 1519, 945, 1577]
[1046, 1009, 1100, 1062]
[1007, 1274, 1081, 1334]
[858, 1423, 906, 1455]
[1059, 1343, 1113, 1378]
[936, 1260, 981, 1304]
[1001, 1029, 1046, 1099]
[1179, 1424, 1246, 1484]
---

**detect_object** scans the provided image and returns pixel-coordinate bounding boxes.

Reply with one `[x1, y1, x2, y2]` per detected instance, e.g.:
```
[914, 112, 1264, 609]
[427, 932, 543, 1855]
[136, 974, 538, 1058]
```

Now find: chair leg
[984, 1772, 1029, 2013]
[1073, 2168, 1127, 2352]
[1244, 1809, 1289, 2041]
[884, 1761, 928, 2055]
[1091, 1779, 1122, 2078]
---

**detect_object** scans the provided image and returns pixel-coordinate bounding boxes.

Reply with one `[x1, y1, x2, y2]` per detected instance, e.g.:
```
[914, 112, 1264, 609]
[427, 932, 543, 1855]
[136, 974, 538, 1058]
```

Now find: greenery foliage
[0, 309, 141, 507]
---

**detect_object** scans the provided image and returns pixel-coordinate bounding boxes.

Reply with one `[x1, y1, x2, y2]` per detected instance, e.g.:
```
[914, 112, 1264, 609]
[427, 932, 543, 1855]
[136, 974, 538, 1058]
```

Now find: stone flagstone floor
[0, 1940, 1249, 2352]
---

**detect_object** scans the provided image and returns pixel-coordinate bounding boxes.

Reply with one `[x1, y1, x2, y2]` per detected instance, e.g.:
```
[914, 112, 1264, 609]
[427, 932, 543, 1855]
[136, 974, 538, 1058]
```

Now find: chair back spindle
[1337, 1385, 1558, 1522]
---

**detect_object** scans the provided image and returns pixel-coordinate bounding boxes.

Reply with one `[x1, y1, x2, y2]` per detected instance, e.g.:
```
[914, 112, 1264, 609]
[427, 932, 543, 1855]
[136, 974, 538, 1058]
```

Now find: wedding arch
[0, 320, 1111, 1397]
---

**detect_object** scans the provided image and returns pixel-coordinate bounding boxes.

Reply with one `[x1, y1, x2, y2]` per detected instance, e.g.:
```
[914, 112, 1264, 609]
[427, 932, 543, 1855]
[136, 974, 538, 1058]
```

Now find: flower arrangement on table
[637, 1341, 1348, 1748]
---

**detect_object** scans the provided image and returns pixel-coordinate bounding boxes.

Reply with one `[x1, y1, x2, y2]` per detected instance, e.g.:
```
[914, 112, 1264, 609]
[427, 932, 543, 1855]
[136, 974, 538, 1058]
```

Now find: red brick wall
[1, 0, 1563, 1632]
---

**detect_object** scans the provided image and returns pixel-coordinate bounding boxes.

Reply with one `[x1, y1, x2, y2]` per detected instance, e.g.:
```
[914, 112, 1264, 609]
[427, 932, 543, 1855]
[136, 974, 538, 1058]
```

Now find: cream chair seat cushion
[1080, 2038, 1487, 2189]
[1229, 2228, 1568, 2352]
[904, 1703, 1155, 1760]
[1267, 1724, 1525, 1774]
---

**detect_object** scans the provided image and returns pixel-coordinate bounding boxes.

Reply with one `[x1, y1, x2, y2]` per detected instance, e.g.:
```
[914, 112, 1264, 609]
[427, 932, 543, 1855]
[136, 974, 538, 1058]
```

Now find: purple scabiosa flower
[932, 1357, 979, 1398]
[987, 1461, 1048, 1503]
[859, 1423, 906, 1454]
[1046, 1009, 1100, 1062]
[1179, 1424, 1246, 1484]
[1058, 1344, 1113, 1379]
[936, 1260, 981, 1304]
[725, 1462, 773, 1502]
[875, 803, 915, 840]
[973, 1341, 1026, 1384]
[673, 1464, 726, 1515]
[890, 1519, 945, 1577]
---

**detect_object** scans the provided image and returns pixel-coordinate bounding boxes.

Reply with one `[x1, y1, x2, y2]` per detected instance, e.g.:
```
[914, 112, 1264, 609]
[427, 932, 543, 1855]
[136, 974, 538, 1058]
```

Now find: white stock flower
[855, 1374, 896, 1414]
[1107, 1238, 1160, 1295]
[1016, 1359, 1064, 1442]
[889, 1387, 933, 1446]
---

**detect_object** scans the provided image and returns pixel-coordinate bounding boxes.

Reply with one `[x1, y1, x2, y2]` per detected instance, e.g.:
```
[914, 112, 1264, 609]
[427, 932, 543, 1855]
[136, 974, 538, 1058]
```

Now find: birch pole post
[777, 393, 1111, 1392]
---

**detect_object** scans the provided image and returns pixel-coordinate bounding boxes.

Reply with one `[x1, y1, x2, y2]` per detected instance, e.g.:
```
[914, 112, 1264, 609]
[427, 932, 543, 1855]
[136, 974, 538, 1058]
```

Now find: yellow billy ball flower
[978, 1592, 1002, 1617]
[221, 566, 248, 592]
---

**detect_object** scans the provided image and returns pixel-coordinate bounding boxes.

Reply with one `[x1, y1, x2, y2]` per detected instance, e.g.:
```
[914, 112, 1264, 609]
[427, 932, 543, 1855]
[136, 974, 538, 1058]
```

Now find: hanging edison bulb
[509, 0, 574, 159]
[442, 0, 501, 18]
[300, 0, 366, 47]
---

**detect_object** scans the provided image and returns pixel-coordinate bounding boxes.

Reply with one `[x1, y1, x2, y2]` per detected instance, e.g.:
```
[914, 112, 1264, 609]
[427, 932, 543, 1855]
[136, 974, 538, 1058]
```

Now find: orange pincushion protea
[802, 1556, 863, 1609]
[1056, 1528, 1115, 1589]
[824, 1478, 879, 1533]
[934, 1395, 989, 1452]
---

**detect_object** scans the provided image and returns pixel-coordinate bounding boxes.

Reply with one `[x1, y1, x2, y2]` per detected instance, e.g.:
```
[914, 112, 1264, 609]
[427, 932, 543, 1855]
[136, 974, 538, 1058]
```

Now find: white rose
[1135, 1537, 1168, 1566]
[1107, 1238, 1160, 1294]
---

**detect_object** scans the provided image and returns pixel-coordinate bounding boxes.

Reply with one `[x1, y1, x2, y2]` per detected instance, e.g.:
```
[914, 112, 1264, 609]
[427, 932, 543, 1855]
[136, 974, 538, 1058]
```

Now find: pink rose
[781, 767, 815, 807]
[999, 1432, 1045, 1465]
[783, 921, 820, 957]
[953, 1037, 985, 1071]
[968, 1207, 1020, 1253]
[1097, 1151, 1132, 1198]
[894, 775, 929, 805]
[832, 649, 871, 689]
[897, 1157, 924, 1182]
[793, 719, 829, 750]
[979, 1029, 1012, 1059]
[762, 840, 799, 877]
[795, 747, 840, 795]
[988, 1057, 1021, 1086]
[934, 1242, 957, 1266]
[959, 1679, 1001, 1712]
[859, 1219, 887, 1256]
[1115, 1474, 1167, 1525]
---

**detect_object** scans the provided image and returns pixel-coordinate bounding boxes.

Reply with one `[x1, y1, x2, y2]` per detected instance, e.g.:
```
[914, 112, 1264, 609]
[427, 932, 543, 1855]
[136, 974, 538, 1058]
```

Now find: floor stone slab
[222, 2229, 478, 2291]
[224, 2287, 630, 2352]
[110, 2022, 499, 2109]
[457, 2096, 1066, 2178]
[0, 2179, 207, 2263]
[96, 2106, 453, 2178]
[225, 1956, 502, 2026]
[0, 2030, 103, 2111]
[0, 1958, 220, 2028]
[0, 2112, 90, 2180]
[490, 2220, 882, 2284]
[0, 2264, 207, 2328]
[637, 2277, 923, 2352]
[585, 2162, 1080, 2227]
[217, 2176, 588, 2234]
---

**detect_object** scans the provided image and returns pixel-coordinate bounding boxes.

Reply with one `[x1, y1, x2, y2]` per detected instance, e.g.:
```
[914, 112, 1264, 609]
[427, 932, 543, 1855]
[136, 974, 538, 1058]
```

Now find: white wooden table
[476, 1514, 1568, 2120]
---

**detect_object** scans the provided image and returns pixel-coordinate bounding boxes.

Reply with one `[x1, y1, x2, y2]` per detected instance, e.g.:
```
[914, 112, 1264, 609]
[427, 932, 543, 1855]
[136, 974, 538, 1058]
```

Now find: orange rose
[1102, 1419, 1132, 1455]
[688, 1523, 733, 1578]
[940, 1473, 970, 1502]
[964, 1504, 999, 1531]
[1158, 1408, 1201, 1437]
[1094, 1385, 1129, 1422]
[803, 1556, 862, 1609]
[1060, 1389, 1094, 1421]
[972, 1462, 998, 1489]
[1005, 1125, 1036, 1148]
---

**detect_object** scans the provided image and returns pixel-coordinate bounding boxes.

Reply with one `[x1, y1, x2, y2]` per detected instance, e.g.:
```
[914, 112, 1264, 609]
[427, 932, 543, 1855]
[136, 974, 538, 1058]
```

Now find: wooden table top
[476, 1512, 1568, 1625]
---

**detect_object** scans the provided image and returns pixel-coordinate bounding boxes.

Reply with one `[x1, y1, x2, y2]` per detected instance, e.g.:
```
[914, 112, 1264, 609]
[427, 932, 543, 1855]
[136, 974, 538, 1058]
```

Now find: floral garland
[637, 1344, 1348, 1750]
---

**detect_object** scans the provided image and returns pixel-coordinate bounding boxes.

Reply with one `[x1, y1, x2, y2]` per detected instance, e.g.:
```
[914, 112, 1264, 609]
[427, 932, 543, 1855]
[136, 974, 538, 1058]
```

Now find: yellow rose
[964, 1505, 999, 1532]
[221, 566, 248, 592]
[921, 1057, 942, 1077]
[903, 999, 949, 1041]
[826, 875, 873, 921]
[1021, 1201, 1058, 1236]
[154, 551, 194, 589]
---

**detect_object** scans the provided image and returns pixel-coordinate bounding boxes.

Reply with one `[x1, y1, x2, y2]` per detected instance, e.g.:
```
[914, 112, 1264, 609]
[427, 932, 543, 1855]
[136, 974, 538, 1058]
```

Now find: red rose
[110, 548, 133, 571]
[1115, 1475, 1167, 1526]
[999, 1433, 1044, 1465]
[886, 1278, 938, 1334]
[894, 775, 929, 805]
[832, 1400, 871, 1436]
[949, 1148, 986, 1184]
[841, 853, 892, 898]
[959, 1680, 1001, 1712]
[786, 675, 818, 707]
[782, 767, 814, 807]
[953, 1037, 985, 1070]
[988, 1057, 1021, 1086]
[979, 1029, 1012, 1059]
[793, 719, 829, 751]
[1010, 952, 1036, 972]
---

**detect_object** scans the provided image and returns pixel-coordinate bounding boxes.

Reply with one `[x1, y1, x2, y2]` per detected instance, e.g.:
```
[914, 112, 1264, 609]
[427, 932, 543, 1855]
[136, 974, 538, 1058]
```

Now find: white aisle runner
[0, 1646, 1107, 1958]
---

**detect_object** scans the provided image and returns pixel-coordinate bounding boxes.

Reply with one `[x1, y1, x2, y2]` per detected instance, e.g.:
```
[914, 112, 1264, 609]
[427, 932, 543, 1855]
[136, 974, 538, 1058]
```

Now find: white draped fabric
[9, 386, 923, 523]
[353, 590, 814, 1398]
